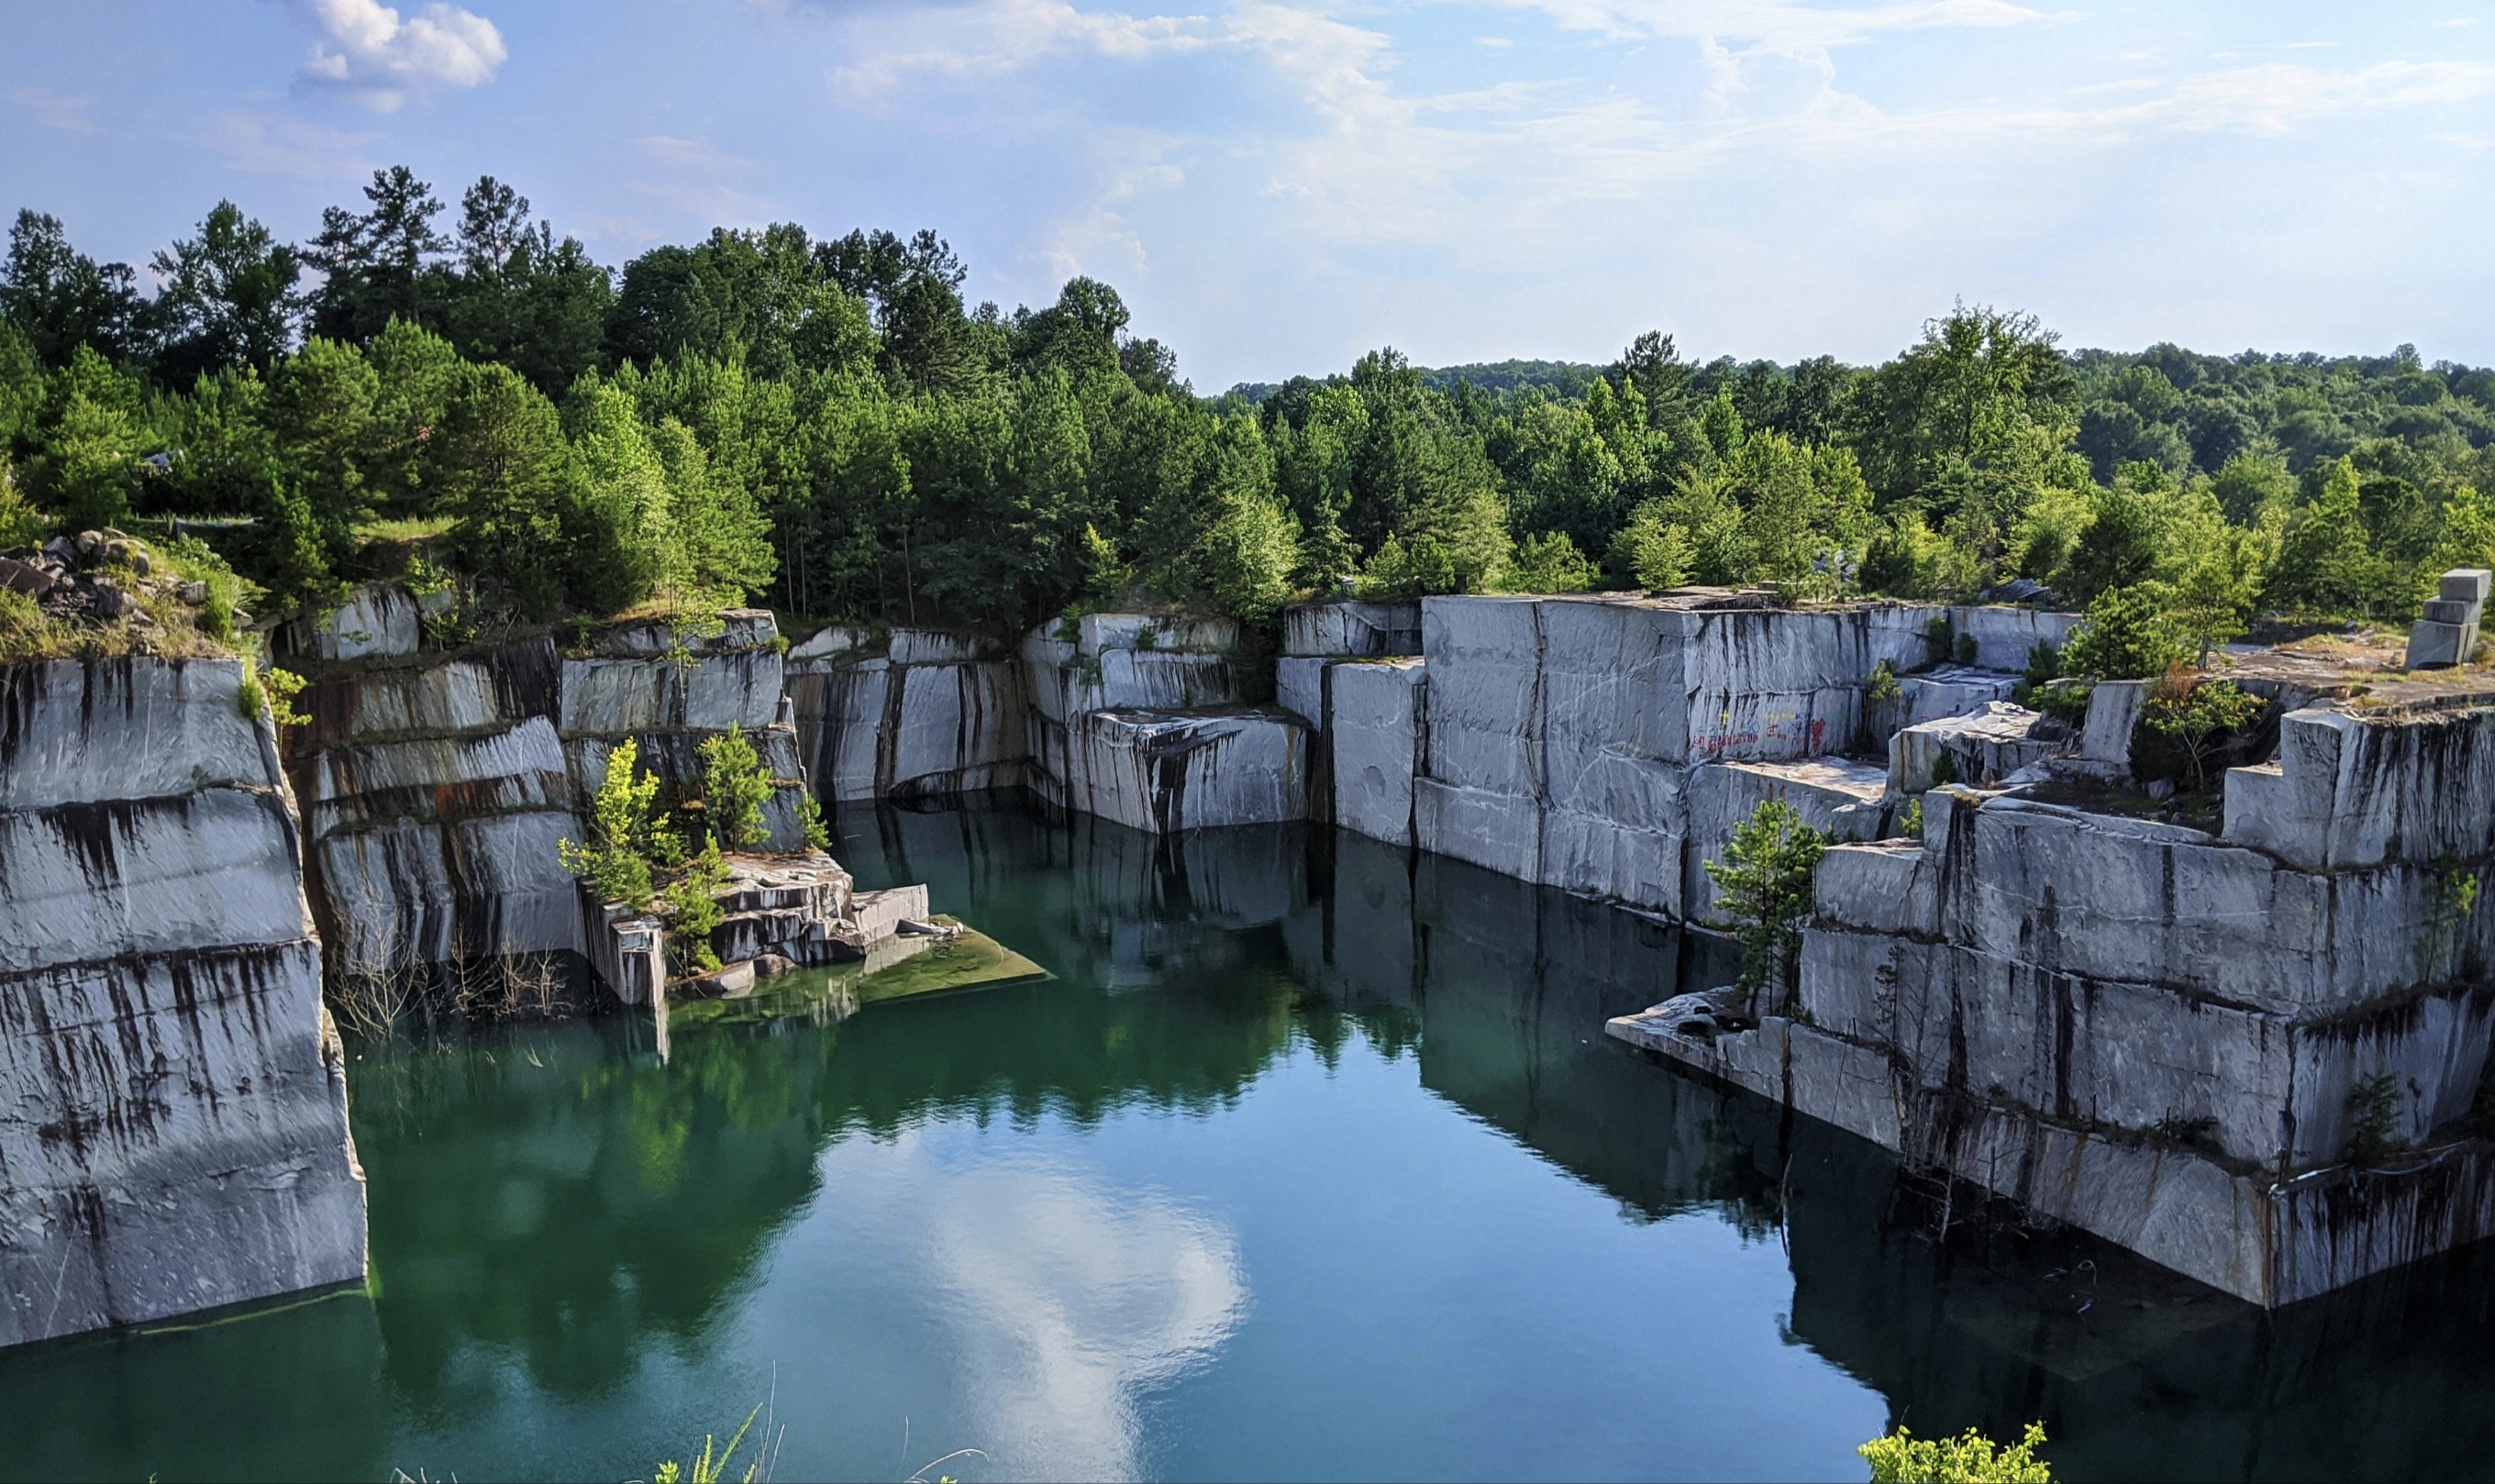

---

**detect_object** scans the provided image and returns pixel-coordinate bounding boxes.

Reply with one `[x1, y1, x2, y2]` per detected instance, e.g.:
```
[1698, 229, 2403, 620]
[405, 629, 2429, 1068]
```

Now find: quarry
[4, 552, 2492, 1346]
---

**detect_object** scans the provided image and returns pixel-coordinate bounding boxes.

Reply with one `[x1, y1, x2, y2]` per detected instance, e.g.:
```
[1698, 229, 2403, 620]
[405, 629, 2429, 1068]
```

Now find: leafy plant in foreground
[1859, 1421, 2053, 1483]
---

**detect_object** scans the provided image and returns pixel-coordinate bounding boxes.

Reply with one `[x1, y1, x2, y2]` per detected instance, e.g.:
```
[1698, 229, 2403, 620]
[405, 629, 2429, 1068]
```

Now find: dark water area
[9, 797, 2495, 1481]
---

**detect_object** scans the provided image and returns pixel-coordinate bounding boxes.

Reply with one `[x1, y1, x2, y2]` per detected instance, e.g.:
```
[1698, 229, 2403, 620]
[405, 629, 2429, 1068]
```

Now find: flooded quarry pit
[2, 582, 2493, 1481]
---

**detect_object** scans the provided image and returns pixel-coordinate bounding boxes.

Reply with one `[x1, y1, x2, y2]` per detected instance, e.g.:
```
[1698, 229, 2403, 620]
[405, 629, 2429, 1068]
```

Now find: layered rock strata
[0, 657, 366, 1347]
[284, 591, 811, 987]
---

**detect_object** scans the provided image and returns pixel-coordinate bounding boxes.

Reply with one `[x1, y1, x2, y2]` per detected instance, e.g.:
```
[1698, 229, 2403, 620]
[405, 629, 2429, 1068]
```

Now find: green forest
[6, 164, 2494, 651]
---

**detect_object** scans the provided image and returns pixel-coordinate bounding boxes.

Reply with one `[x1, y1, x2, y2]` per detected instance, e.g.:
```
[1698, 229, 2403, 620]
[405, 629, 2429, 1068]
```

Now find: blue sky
[5, 1, 2493, 388]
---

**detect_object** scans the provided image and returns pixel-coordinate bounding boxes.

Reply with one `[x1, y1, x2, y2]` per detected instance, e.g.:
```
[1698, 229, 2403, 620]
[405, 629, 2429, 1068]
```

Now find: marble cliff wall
[1615, 698, 2495, 1306]
[0, 657, 367, 1347]
[283, 592, 811, 984]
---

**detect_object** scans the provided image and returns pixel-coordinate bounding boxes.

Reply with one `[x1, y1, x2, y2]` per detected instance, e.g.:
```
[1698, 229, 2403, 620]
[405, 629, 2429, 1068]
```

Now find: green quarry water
[7, 798, 2495, 1482]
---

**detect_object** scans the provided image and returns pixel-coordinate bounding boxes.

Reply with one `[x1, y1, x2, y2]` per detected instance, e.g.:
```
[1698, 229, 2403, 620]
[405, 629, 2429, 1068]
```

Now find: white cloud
[284, 0, 507, 111]
[829, 0, 1212, 102]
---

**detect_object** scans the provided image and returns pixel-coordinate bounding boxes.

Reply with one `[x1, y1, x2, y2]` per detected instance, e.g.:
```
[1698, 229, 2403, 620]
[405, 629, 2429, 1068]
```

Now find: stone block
[2223, 704, 2495, 871]
[2080, 680, 2148, 769]
[1421, 595, 1546, 795]
[1034, 709, 1309, 833]
[558, 648, 782, 735]
[0, 658, 280, 812]
[0, 789, 314, 975]
[1275, 656, 1329, 727]
[1284, 601, 1421, 657]
[2406, 620, 2478, 670]
[1414, 777, 1543, 880]
[274, 583, 427, 662]
[1331, 658, 1426, 848]
[1812, 841, 1935, 937]
[2441, 568, 2493, 606]
[1078, 613, 1236, 657]
[1946, 605, 2082, 672]
[1889, 703, 2057, 793]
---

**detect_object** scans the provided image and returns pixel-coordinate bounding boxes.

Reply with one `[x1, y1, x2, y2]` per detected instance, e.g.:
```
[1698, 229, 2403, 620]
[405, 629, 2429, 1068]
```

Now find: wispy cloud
[284, 0, 507, 111]
[629, 135, 778, 222]
[200, 110, 379, 179]
[10, 87, 105, 134]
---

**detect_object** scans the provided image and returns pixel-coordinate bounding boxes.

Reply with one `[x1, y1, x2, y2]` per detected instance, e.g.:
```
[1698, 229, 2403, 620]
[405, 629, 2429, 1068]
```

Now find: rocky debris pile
[0, 528, 238, 649]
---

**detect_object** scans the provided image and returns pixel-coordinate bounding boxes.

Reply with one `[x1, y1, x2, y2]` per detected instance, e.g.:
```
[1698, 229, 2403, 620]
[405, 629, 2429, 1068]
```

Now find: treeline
[4, 165, 2493, 649]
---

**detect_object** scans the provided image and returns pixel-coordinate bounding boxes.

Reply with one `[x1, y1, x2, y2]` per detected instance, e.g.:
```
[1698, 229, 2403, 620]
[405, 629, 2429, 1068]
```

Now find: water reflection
[6, 796, 2495, 1480]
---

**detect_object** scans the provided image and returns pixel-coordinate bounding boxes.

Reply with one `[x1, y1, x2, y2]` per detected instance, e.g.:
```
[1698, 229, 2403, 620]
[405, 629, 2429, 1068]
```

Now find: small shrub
[2023, 641, 2061, 690]
[1136, 624, 1159, 650]
[1704, 798, 1829, 997]
[1506, 530, 1598, 593]
[697, 724, 773, 849]
[799, 788, 831, 852]
[663, 840, 731, 976]
[1860, 1422, 2052, 1484]
[1900, 796, 1924, 839]
[237, 656, 309, 727]
[2344, 1072, 2410, 1164]
[557, 739, 664, 911]
[2061, 586, 2190, 681]
[1929, 750, 1959, 787]
[2135, 676, 2266, 791]
[1924, 615, 1953, 664]
[1954, 629, 1979, 666]
[1868, 659, 1902, 704]
[2033, 678, 2093, 726]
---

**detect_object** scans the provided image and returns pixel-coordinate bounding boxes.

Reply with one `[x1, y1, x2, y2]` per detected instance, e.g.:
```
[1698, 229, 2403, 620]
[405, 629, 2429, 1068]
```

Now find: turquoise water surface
[5, 798, 2494, 1481]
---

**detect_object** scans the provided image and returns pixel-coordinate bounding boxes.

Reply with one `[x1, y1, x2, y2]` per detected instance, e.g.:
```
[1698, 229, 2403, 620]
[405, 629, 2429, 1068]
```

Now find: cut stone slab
[1889, 702, 2058, 793]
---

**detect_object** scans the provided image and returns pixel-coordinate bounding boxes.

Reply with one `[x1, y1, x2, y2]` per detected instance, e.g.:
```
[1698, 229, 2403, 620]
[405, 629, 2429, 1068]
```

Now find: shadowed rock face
[0, 656, 367, 1349]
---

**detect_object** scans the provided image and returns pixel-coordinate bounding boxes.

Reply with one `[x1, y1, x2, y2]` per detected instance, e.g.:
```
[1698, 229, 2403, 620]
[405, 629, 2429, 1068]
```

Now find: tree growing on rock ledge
[1705, 798, 1829, 1002]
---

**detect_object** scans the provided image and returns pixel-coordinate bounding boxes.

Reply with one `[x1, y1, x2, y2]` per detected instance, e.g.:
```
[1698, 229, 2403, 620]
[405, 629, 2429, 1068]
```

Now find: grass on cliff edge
[0, 537, 253, 665]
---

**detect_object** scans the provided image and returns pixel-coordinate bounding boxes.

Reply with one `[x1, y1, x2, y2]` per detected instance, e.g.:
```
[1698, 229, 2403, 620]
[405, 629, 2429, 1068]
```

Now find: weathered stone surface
[1077, 613, 1237, 658]
[1946, 604, 2082, 672]
[0, 657, 363, 1349]
[1275, 656, 1328, 727]
[0, 942, 367, 1349]
[1285, 601, 1421, 657]
[272, 583, 433, 662]
[558, 647, 782, 735]
[1032, 708, 1310, 833]
[787, 639, 1026, 802]
[0, 789, 315, 972]
[316, 810, 587, 973]
[296, 640, 559, 740]
[1331, 658, 1425, 848]
[1413, 777, 1543, 880]
[1890, 702, 2057, 793]
[1881, 665, 2021, 742]
[0, 658, 278, 812]
[2223, 704, 2495, 871]
[582, 608, 778, 658]
[2405, 569, 2488, 669]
